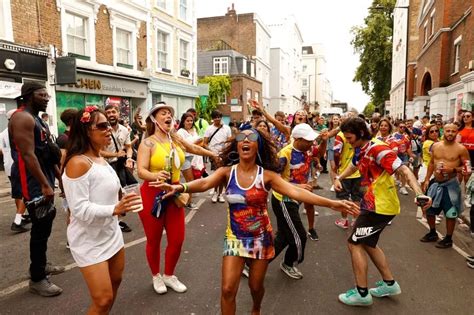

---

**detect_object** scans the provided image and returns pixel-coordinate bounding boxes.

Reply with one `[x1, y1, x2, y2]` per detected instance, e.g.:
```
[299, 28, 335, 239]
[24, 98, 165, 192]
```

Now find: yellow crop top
[149, 141, 185, 184]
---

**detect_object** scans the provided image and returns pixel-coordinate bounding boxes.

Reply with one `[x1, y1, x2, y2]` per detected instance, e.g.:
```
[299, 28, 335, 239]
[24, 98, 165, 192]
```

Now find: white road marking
[0, 198, 205, 298]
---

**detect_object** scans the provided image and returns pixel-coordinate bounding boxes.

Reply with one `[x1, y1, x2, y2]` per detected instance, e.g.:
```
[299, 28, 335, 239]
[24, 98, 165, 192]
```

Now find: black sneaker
[22, 215, 32, 224]
[420, 232, 438, 242]
[435, 237, 453, 249]
[11, 222, 30, 233]
[308, 228, 319, 241]
[119, 221, 132, 233]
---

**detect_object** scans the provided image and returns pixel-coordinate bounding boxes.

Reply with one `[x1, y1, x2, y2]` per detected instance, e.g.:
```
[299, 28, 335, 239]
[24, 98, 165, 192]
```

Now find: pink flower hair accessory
[80, 106, 99, 123]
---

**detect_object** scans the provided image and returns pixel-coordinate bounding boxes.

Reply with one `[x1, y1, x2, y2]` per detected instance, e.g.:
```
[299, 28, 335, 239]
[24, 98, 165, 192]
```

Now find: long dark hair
[178, 112, 195, 130]
[340, 117, 372, 141]
[220, 128, 280, 172]
[459, 110, 473, 131]
[290, 110, 308, 130]
[64, 107, 106, 167]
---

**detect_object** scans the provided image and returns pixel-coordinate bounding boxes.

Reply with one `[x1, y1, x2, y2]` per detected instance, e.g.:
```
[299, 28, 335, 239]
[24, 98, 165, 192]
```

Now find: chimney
[226, 3, 236, 16]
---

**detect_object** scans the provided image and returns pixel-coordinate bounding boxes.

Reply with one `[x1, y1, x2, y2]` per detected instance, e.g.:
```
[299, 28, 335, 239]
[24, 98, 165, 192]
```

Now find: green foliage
[363, 101, 376, 117]
[195, 76, 232, 121]
[351, 0, 395, 111]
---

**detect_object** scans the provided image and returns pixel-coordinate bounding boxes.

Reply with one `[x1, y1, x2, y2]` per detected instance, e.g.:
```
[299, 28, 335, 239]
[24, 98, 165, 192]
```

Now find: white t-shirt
[104, 124, 131, 163]
[177, 128, 200, 157]
[62, 159, 123, 267]
[0, 128, 13, 176]
[204, 124, 232, 153]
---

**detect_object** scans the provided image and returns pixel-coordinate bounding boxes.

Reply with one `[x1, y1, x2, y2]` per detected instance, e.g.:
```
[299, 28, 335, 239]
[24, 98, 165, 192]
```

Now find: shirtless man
[421, 124, 471, 248]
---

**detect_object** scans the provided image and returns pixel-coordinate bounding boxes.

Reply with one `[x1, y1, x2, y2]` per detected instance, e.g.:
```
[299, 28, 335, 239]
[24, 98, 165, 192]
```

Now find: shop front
[55, 70, 148, 133]
[150, 78, 198, 120]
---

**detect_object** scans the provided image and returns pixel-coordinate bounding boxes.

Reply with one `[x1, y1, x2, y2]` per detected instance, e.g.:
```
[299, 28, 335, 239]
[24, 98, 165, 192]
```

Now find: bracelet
[181, 183, 189, 193]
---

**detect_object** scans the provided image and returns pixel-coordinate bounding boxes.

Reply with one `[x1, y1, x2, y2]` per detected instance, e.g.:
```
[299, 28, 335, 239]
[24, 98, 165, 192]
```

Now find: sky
[196, 0, 373, 112]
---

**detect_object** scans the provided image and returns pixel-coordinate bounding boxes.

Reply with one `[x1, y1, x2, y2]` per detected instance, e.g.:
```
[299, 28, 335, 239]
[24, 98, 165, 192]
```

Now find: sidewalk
[0, 170, 11, 198]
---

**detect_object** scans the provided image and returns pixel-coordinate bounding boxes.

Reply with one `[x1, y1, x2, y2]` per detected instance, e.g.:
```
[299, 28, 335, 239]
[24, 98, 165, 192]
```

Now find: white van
[320, 107, 343, 117]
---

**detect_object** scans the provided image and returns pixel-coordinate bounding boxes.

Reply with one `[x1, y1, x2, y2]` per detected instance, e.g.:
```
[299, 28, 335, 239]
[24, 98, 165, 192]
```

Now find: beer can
[464, 160, 471, 174]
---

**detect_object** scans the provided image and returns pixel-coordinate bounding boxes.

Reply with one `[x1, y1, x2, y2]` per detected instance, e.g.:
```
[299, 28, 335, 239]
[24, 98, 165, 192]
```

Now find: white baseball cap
[291, 123, 319, 141]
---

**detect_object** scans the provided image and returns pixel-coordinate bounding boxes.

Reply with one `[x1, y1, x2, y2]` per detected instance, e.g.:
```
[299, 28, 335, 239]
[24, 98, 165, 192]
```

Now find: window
[423, 21, 428, 45]
[157, 0, 166, 9]
[254, 91, 260, 102]
[213, 57, 229, 75]
[246, 89, 252, 102]
[218, 93, 227, 104]
[116, 29, 132, 66]
[302, 78, 308, 87]
[242, 59, 247, 75]
[179, 39, 189, 71]
[157, 31, 169, 70]
[454, 41, 461, 73]
[180, 0, 187, 21]
[66, 12, 88, 56]
[430, 11, 435, 36]
[302, 65, 307, 72]
[0, 0, 13, 41]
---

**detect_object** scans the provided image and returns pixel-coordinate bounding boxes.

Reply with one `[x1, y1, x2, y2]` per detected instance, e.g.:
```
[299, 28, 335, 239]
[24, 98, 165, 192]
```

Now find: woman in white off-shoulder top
[62, 106, 141, 314]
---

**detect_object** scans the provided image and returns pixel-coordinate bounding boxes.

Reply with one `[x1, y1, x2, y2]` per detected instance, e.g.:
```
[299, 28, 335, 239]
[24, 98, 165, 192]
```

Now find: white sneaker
[314, 210, 319, 216]
[162, 275, 187, 293]
[330, 185, 335, 192]
[153, 274, 167, 294]
[399, 187, 408, 195]
[435, 216, 442, 225]
[218, 194, 225, 203]
[211, 192, 218, 203]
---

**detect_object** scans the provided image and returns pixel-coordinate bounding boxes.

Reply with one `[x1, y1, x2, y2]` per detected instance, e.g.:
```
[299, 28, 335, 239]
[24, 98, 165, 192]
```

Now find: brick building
[407, 0, 474, 119]
[197, 49, 262, 122]
[197, 5, 271, 107]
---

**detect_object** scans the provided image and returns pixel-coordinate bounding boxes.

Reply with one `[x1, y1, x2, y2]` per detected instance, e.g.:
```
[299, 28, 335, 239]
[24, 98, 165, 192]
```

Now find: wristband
[181, 183, 188, 193]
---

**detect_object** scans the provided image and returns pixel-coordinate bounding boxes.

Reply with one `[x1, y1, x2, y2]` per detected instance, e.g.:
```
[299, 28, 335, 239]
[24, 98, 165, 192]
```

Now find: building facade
[268, 16, 304, 115]
[197, 5, 271, 107]
[149, 0, 198, 119]
[197, 49, 262, 123]
[301, 43, 333, 112]
[407, 0, 473, 120]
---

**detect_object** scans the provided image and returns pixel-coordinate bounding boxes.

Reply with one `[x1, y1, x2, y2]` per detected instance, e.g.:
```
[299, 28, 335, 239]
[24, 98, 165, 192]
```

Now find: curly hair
[220, 128, 280, 172]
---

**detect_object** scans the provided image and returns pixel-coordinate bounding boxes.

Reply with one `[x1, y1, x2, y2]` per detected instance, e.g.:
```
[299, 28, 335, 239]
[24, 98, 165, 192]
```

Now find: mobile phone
[416, 195, 430, 207]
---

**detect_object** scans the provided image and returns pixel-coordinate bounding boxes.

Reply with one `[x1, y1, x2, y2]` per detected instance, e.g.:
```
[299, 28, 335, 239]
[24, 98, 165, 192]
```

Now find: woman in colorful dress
[136, 102, 218, 295]
[155, 128, 358, 314]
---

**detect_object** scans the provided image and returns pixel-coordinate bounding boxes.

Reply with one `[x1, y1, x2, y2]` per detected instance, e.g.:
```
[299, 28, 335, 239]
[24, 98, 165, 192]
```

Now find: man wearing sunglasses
[271, 123, 319, 280]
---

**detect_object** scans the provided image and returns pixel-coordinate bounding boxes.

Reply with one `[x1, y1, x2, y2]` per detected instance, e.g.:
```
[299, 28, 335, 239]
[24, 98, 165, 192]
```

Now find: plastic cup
[123, 184, 143, 212]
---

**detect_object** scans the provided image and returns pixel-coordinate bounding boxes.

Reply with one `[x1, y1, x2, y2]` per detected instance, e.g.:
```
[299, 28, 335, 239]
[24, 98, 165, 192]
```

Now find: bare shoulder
[65, 155, 92, 179]
[10, 111, 34, 128]
[141, 137, 156, 148]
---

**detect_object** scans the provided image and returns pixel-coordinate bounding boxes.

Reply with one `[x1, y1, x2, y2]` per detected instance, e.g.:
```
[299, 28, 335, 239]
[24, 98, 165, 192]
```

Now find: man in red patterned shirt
[335, 118, 431, 307]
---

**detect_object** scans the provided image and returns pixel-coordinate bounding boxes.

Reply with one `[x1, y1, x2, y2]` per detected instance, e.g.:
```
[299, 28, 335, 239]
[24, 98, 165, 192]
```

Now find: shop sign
[230, 98, 239, 105]
[0, 81, 22, 99]
[230, 105, 242, 112]
[56, 73, 147, 98]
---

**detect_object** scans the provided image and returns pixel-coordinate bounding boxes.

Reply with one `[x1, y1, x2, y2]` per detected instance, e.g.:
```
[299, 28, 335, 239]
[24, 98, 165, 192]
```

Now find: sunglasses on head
[92, 121, 111, 131]
[236, 132, 259, 142]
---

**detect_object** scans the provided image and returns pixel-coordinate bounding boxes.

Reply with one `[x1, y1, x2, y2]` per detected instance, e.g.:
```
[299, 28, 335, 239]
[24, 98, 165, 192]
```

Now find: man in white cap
[0, 109, 29, 233]
[270, 123, 319, 279]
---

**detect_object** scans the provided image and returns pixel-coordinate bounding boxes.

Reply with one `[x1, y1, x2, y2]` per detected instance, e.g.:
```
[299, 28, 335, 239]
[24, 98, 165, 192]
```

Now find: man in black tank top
[9, 82, 64, 297]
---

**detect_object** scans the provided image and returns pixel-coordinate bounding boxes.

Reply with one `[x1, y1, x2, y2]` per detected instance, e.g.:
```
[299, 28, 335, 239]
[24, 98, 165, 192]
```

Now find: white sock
[14, 214, 23, 225]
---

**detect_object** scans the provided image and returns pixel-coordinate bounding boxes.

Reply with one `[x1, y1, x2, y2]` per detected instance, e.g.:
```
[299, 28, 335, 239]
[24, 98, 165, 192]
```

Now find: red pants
[139, 181, 185, 276]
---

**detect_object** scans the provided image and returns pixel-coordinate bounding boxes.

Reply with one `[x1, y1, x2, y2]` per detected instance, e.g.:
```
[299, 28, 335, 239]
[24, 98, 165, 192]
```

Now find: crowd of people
[1, 81, 474, 314]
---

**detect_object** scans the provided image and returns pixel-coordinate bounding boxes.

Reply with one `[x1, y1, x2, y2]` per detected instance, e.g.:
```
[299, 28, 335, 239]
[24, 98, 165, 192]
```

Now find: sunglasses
[429, 130, 439, 134]
[236, 133, 259, 142]
[92, 122, 111, 131]
[464, 115, 472, 118]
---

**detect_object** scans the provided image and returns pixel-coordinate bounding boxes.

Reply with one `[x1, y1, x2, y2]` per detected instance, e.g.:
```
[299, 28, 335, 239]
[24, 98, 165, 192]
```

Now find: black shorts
[336, 178, 363, 202]
[8, 176, 22, 199]
[348, 211, 395, 248]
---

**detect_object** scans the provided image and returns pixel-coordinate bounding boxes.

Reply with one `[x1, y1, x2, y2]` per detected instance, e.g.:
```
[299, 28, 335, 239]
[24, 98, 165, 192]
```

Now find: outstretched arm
[248, 101, 290, 139]
[265, 170, 359, 215]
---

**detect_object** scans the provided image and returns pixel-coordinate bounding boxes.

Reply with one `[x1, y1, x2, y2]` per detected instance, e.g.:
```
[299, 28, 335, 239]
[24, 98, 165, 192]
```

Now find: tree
[351, 0, 395, 112]
[195, 76, 232, 121]
[363, 101, 376, 117]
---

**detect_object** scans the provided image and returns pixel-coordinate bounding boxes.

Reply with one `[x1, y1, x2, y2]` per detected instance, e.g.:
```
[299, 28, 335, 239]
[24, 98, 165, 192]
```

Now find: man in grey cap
[9, 82, 64, 296]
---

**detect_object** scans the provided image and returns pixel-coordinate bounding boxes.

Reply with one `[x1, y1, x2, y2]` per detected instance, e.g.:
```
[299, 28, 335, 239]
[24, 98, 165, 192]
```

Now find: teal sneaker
[369, 280, 402, 297]
[338, 288, 373, 306]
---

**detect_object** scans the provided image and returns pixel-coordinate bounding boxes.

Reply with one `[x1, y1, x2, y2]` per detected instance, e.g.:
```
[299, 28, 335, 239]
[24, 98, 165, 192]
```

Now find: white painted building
[389, 0, 409, 119]
[267, 16, 303, 115]
[301, 43, 333, 112]
[254, 14, 272, 107]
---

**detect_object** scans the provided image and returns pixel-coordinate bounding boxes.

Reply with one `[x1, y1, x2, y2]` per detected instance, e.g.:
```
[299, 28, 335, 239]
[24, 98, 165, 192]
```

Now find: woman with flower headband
[136, 102, 219, 295]
[155, 127, 359, 314]
[62, 106, 142, 314]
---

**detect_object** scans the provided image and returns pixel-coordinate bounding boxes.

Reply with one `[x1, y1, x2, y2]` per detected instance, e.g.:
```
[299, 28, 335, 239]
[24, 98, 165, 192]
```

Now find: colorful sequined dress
[223, 165, 275, 259]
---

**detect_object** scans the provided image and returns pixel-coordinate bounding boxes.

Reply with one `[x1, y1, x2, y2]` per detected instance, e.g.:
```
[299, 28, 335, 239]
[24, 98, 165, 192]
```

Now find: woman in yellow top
[136, 102, 217, 295]
[419, 124, 440, 184]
